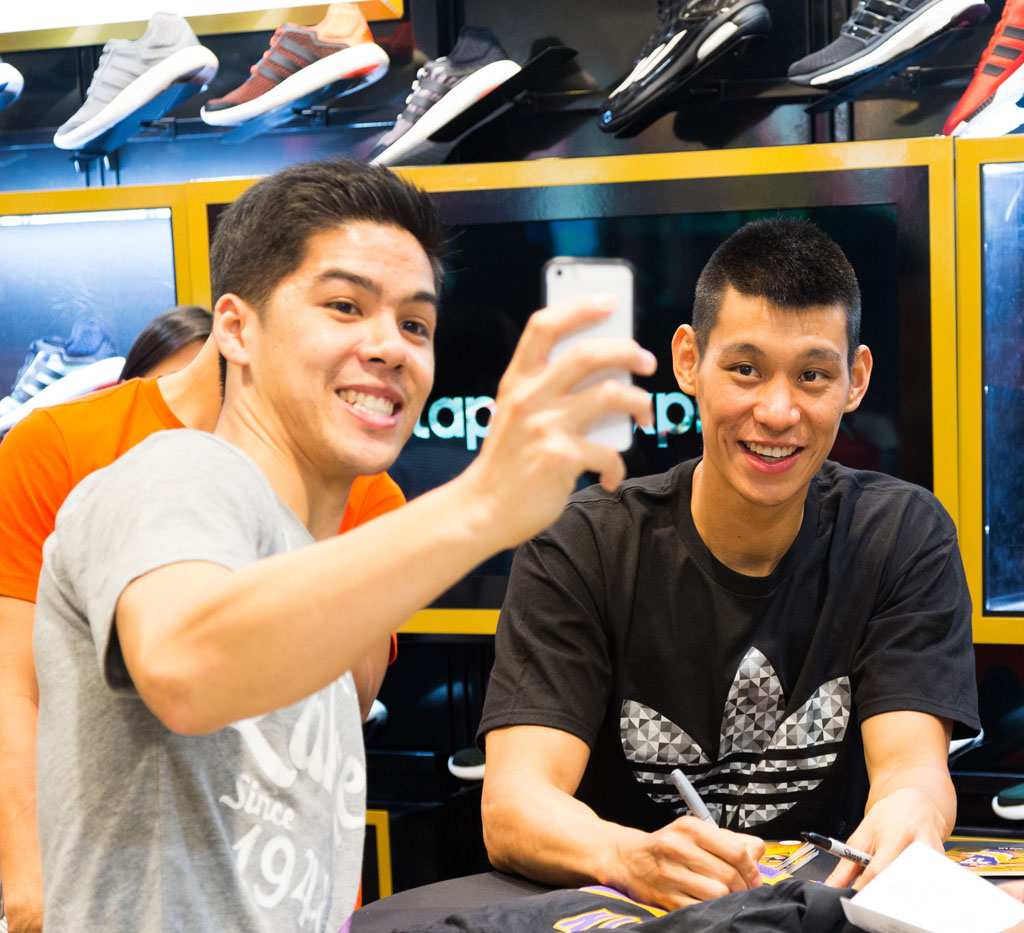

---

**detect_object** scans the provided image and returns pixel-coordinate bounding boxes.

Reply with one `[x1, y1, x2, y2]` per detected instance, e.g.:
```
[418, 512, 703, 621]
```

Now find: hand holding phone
[544, 257, 636, 451]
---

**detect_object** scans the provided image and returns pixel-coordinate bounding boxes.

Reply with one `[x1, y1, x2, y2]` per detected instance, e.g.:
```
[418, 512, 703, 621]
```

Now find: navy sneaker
[369, 26, 520, 166]
[788, 0, 990, 88]
[598, 0, 771, 134]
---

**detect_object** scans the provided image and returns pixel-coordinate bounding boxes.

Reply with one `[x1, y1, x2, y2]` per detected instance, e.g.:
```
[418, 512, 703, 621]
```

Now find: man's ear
[672, 324, 700, 395]
[213, 294, 254, 369]
[844, 344, 873, 413]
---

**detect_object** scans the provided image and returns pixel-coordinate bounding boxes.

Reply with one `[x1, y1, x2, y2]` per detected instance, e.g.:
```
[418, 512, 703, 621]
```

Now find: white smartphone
[543, 256, 636, 452]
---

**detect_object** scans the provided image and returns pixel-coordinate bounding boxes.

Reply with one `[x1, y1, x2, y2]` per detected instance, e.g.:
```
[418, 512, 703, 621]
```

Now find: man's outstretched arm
[115, 297, 657, 736]
[482, 724, 765, 911]
[826, 710, 955, 889]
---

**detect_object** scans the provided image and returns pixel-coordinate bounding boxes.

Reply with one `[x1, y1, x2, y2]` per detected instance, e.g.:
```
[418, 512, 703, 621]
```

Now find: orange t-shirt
[0, 377, 406, 604]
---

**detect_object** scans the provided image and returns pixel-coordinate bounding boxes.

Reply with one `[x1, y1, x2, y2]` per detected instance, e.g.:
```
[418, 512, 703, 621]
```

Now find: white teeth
[745, 441, 796, 459]
[339, 389, 394, 417]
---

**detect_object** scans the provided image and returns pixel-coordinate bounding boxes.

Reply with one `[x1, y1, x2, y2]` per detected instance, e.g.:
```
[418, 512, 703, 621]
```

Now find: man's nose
[359, 314, 407, 368]
[753, 376, 799, 431]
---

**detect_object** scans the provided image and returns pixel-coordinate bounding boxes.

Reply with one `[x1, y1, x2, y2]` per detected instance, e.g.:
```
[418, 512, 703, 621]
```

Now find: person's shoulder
[36, 378, 148, 430]
[815, 460, 955, 537]
[553, 463, 690, 543]
[569, 461, 689, 509]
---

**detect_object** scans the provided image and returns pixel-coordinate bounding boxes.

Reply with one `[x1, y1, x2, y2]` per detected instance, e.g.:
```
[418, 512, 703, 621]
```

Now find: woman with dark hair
[120, 305, 211, 381]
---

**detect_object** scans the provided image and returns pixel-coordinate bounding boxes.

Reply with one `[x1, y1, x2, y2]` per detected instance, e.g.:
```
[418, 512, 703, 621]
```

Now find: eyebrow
[719, 341, 842, 364]
[315, 268, 437, 308]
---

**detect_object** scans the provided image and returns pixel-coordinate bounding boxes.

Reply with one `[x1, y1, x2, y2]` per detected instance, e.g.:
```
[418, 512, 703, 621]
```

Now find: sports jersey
[479, 459, 979, 840]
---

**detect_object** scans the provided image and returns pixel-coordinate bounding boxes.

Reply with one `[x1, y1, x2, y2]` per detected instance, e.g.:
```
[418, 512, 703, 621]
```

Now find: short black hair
[210, 158, 445, 312]
[120, 304, 211, 381]
[692, 217, 861, 368]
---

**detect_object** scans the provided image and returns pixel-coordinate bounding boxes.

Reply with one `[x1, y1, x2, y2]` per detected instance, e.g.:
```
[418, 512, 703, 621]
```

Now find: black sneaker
[369, 26, 520, 166]
[598, 0, 771, 135]
[993, 781, 1024, 819]
[788, 0, 989, 88]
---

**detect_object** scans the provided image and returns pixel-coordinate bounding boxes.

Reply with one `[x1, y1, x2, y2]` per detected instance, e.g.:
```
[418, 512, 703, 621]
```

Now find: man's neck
[690, 460, 808, 578]
[156, 336, 222, 433]
[215, 406, 352, 542]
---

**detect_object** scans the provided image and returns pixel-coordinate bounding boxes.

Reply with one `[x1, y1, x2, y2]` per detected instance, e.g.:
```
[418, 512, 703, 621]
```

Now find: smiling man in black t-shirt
[478, 217, 979, 912]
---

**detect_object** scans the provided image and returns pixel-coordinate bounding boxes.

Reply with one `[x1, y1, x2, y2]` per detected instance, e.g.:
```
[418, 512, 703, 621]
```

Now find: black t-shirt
[478, 459, 980, 840]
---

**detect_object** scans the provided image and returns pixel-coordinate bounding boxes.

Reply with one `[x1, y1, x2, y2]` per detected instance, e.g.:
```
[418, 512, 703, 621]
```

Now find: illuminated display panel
[0, 207, 177, 393]
[980, 162, 1024, 616]
[205, 162, 935, 611]
[0, 2, 401, 51]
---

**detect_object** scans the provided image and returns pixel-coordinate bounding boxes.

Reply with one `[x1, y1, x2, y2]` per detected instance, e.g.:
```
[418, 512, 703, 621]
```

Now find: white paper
[839, 842, 1024, 933]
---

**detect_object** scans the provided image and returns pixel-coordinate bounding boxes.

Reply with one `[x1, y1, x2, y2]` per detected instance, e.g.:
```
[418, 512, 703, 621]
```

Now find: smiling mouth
[339, 389, 397, 418]
[742, 440, 799, 462]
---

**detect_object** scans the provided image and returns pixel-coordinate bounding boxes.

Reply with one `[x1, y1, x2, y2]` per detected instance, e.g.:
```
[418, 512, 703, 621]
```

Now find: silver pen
[669, 768, 717, 826]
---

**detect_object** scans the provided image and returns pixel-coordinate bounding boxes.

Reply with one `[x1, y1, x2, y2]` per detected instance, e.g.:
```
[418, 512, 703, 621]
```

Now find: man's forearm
[120, 469, 512, 734]
[0, 696, 43, 928]
[483, 773, 633, 889]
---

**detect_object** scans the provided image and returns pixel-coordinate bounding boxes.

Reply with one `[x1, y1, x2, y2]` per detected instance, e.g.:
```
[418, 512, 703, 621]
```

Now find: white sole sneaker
[200, 42, 388, 126]
[950, 65, 1024, 136]
[370, 58, 521, 166]
[54, 45, 218, 149]
[807, 0, 982, 86]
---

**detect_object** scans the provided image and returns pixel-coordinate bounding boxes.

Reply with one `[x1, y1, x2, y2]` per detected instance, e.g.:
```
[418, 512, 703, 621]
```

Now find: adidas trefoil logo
[620, 646, 850, 828]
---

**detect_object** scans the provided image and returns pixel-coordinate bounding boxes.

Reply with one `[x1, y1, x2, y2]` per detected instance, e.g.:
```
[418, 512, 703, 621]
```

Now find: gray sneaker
[54, 11, 217, 150]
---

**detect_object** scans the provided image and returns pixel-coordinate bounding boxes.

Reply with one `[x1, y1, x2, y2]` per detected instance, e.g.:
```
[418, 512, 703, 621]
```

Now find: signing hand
[612, 816, 766, 911]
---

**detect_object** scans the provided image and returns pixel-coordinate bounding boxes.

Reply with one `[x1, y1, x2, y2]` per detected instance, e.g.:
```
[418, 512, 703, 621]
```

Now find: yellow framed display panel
[186, 141, 959, 637]
[954, 137, 1024, 643]
[0, 183, 194, 306]
[0, 3, 403, 53]
[364, 808, 393, 900]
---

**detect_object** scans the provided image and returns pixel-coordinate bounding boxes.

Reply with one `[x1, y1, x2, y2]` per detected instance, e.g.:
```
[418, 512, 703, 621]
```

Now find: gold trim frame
[186, 141, 959, 637]
[0, 183, 193, 305]
[0, 3, 403, 53]
[364, 808, 393, 900]
[954, 137, 1024, 643]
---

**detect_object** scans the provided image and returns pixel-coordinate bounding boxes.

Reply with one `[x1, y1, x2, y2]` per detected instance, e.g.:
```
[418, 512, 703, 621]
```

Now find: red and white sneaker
[944, 0, 1024, 136]
[200, 3, 388, 126]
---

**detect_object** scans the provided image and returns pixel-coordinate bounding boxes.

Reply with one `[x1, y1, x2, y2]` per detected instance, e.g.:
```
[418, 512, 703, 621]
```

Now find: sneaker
[200, 3, 388, 126]
[0, 356, 124, 438]
[0, 57, 24, 113]
[369, 26, 521, 166]
[788, 0, 989, 88]
[53, 12, 218, 150]
[993, 780, 1024, 819]
[597, 0, 772, 135]
[944, 0, 1024, 136]
[447, 746, 486, 781]
[0, 318, 118, 418]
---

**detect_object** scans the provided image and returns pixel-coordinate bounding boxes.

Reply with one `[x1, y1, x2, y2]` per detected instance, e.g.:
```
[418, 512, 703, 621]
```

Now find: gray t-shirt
[34, 430, 365, 932]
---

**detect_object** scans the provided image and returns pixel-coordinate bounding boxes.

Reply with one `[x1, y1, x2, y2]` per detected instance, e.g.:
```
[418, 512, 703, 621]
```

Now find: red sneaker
[200, 3, 388, 126]
[944, 0, 1024, 136]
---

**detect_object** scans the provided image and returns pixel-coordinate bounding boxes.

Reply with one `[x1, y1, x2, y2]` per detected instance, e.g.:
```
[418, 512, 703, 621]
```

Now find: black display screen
[207, 164, 934, 610]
